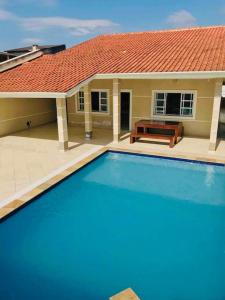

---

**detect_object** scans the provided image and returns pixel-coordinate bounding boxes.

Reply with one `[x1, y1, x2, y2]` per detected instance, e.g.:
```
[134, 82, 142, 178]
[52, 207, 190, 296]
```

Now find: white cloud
[21, 37, 44, 45]
[0, 8, 16, 20]
[0, 9, 118, 36]
[21, 17, 118, 36]
[166, 10, 197, 28]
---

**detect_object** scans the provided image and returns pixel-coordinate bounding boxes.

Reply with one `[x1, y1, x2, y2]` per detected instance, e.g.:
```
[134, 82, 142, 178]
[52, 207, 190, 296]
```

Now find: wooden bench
[130, 120, 183, 148]
[130, 130, 176, 148]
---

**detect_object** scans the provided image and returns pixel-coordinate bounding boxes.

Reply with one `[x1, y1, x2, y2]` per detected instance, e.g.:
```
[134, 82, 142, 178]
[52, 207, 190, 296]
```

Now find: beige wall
[121, 79, 215, 137]
[0, 98, 56, 136]
[67, 78, 216, 138]
[67, 79, 113, 129]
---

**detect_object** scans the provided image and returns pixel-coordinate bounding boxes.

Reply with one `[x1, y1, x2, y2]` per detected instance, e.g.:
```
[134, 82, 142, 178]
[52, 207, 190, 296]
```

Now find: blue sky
[0, 0, 225, 51]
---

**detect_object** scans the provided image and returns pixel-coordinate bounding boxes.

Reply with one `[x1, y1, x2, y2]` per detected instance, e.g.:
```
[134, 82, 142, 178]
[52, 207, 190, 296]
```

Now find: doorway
[218, 97, 225, 139]
[120, 91, 131, 131]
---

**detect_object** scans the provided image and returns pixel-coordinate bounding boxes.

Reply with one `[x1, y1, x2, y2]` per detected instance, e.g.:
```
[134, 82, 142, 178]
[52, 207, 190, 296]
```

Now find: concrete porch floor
[0, 122, 225, 204]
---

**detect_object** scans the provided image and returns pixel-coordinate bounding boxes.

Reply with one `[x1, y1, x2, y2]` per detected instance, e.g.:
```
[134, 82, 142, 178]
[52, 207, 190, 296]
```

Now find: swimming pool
[1, 151, 225, 300]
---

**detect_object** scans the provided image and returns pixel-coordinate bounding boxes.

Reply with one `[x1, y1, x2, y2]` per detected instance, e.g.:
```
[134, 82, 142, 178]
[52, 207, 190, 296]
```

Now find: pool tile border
[0, 147, 108, 221]
[109, 146, 225, 166]
[1, 145, 224, 221]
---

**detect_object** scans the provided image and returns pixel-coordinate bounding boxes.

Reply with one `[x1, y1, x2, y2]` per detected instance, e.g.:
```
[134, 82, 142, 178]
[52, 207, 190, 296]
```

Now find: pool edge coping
[108, 147, 225, 166]
[0, 147, 108, 221]
[1, 145, 224, 221]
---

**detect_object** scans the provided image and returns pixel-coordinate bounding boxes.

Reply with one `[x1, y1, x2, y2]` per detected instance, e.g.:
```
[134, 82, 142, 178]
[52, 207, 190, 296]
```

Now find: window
[77, 90, 109, 113]
[153, 91, 194, 117]
[77, 91, 84, 111]
[91, 91, 108, 113]
[154, 92, 166, 115]
[180, 93, 194, 116]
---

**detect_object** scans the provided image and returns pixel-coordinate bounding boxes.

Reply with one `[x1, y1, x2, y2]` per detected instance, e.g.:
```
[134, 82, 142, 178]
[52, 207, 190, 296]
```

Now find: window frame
[91, 89, 110, 115]
[76, 90, 85, 112]
[76, 89, 110, 115]
[151, 90, 197, 120]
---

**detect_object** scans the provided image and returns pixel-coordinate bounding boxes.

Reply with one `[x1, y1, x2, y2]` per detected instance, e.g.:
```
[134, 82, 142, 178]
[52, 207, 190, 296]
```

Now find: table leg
[130, 135, 135, 144]
[174, 128, 179, 144]
[169, 136, 175, 148]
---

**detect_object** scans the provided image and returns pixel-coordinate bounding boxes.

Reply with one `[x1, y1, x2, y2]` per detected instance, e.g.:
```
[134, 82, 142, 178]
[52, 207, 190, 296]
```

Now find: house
[0, 25, 225, 152]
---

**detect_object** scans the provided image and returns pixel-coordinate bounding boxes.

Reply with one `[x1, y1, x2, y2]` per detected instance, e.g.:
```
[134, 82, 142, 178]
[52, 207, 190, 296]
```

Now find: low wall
[0, 98, 56, 136]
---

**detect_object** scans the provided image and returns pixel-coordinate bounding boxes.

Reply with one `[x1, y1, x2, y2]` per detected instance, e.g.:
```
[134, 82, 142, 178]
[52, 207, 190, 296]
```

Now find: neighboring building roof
[5, 44, 66, 56]
[0, 44, 66, 73]
[0, 52, 16, 63]
[0, 26, 225, 94]
[0, 49, 44, 73]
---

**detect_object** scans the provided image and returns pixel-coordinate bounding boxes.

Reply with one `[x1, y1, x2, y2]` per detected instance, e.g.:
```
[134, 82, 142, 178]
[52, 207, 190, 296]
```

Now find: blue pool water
[1, 151, 225, 300]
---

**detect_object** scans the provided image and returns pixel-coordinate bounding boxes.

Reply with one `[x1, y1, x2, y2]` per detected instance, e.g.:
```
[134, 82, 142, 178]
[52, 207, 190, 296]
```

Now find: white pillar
[56, 97, 68, 151]
[113, 78, 120, 143]
[209, 80, 223, 151]
[84, 85, 93, 139]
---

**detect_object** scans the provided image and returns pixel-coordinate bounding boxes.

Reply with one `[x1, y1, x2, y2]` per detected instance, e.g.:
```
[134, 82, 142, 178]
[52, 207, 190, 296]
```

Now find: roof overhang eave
[1, 71, 225, 99]
[66, 71, 225, 97]
[95, 71, 225, 80]
[0, 92, 67, 99]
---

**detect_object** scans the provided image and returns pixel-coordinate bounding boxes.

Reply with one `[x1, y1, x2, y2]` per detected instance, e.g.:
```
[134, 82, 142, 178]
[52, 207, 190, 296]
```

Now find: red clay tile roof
[1, 26, 225, 93]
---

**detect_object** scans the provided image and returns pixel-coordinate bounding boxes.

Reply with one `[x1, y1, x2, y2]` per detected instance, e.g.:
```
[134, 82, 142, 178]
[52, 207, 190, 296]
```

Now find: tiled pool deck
[0, 122, 225, 219]
[0, 146, 108, 219]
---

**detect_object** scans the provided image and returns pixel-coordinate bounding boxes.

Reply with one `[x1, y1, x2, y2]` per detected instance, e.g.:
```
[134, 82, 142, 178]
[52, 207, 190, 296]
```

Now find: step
[109, 288, 140, 300]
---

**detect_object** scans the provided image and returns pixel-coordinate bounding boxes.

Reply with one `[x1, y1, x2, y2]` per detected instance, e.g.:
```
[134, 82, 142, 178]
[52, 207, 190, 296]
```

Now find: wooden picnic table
[130, 120, 183, 148]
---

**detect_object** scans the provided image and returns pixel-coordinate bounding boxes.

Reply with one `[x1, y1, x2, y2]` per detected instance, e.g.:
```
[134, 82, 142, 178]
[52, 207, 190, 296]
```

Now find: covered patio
[0, 122, 225, 205]
[56, 78, 225, 151]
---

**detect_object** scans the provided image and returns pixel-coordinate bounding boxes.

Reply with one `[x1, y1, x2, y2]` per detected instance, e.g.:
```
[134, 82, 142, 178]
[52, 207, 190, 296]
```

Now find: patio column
[56, 97, 68, 151]
[84, 84, 93, 139]
[113, 78, 121, 143]
[209, 80, 223, 151]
